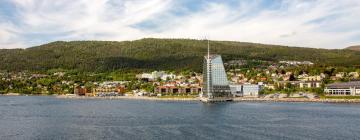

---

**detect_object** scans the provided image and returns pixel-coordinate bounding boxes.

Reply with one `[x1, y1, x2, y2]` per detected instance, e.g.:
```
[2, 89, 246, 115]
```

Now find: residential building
[160, 73, 176, 81]
[279, 61, 314, 65]
[137, 71, 176, 81]
[299, 75, 322, 81]
[92, 85, 126, 96]
[243, 84, 261, 97]
[133, 90, 150, 96]
[155, 85, 201, 95]
[276, 81, 321, 89]
[324, 81, 360, 96]
[349, 72, 359, 78]
[91, 82, 126, 96]
[335, 72, 345, 79]
[264, 84, 275, 90]
[299, 82, 321, 88]
[74, 86, 87, 96]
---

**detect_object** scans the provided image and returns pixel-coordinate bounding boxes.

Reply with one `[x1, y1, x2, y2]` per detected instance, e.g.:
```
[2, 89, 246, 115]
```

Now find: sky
[0, 0, 360, 49]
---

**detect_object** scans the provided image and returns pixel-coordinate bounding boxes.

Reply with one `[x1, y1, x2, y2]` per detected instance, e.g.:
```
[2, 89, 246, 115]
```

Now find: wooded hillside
[1, 38, 359, 72]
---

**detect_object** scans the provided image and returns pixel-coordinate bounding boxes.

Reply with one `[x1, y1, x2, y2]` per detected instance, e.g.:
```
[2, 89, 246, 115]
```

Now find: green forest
[1, 38, 359, 72]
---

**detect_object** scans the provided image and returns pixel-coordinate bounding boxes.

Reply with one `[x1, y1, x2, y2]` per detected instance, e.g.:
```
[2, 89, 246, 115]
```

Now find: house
[299, 75, 322, 82]
[30, 74, 48, 79]
[276, 81, 321, 89]
[264, 84, 275, 90]
[230, 76, 240, 83]
[260, 77, 267, 81]
[320, 73, 326, 79]
[324, 81, 360, 96]
[349, 72, 359, 78]
[133, 90, 150, 96]
[335, 72, 345, 79]
[74, 86, 87, 96]
[299, 82, 321, 88]
[160, 73, 176, 81]
[53, 72, 65, 77]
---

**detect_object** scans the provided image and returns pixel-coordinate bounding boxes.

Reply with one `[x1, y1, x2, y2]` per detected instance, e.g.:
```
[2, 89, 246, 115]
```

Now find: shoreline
[233, 98, 360, 103]
[4, 94, 360, 103]
[56, 95, 198, 101]
[55, 95, 360, 103]
[1, 93, 21, 96]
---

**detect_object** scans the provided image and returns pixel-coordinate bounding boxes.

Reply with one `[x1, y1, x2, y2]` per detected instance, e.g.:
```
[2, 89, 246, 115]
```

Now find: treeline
[1, 38, 360, 72]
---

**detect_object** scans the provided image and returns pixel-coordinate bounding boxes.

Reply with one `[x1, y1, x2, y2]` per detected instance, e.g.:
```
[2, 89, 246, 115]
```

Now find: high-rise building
[201, 41, 233, 102]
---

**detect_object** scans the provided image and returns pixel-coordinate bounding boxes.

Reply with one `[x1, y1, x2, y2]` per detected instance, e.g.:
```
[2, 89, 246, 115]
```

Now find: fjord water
[1, 96, 360, 140]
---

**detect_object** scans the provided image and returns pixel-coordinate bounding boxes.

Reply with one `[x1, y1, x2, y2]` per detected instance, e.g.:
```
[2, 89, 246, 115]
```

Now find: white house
[161, 73, 176, 81]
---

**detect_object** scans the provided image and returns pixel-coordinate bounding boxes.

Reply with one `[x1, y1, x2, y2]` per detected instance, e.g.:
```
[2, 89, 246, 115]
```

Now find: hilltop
[0, 38, 360, 72]
[346, 45, 360, 51]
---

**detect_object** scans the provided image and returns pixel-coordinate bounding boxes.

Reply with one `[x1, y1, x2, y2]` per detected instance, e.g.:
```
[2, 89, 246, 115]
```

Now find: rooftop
[326, 81, 360, 89]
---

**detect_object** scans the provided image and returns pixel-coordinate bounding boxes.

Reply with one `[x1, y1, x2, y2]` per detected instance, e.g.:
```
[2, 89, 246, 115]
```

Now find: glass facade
[202, 55, 232, 98]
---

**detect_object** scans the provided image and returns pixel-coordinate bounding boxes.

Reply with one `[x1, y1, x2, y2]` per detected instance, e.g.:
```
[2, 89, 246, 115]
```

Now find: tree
[289, 74, 296, 81]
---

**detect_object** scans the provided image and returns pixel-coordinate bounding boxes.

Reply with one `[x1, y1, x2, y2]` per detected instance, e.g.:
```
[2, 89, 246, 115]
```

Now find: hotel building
[201, 41, 233, 102]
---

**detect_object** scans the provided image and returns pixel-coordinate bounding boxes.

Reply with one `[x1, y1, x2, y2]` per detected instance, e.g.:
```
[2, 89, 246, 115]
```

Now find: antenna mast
[207, 39, 210, 59]
[206, 38, 211, 98]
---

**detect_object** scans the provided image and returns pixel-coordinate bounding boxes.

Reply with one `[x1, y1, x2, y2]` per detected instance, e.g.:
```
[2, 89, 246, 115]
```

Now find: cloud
[0, 0, 359, 49]
[148, 0, 360, 49]
[0, 0, 173, 48]
[0, 22, 25, 48]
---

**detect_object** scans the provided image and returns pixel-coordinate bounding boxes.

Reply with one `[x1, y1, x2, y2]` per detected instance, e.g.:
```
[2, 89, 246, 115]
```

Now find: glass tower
[202, 54, 232, 99]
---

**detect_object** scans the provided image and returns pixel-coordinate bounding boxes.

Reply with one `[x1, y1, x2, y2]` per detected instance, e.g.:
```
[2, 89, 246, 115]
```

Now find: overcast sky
[0, 0, 360, 49]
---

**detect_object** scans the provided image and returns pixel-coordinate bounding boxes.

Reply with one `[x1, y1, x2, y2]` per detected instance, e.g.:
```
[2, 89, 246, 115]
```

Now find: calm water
[1, 96, 360, 140]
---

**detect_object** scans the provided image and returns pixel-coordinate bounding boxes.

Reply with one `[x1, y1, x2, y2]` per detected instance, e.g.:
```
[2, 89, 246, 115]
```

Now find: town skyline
[1, 0, 360, 49]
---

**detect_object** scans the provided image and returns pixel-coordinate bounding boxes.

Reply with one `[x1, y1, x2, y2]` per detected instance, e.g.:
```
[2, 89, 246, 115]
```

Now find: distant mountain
[346, 45, 360, 51]
[1, 38, 360, 72]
